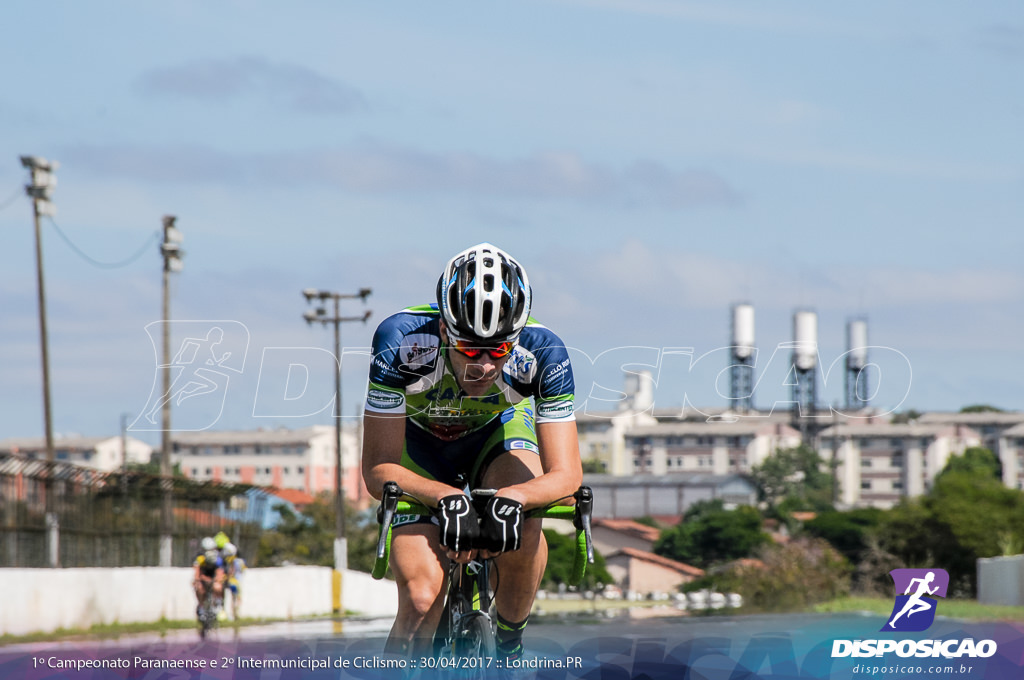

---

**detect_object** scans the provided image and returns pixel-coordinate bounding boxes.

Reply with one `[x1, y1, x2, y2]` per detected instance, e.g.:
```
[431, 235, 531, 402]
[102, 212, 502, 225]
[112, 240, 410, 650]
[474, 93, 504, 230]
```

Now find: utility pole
[302, 287, 372, 573]
[21, 156, 59, 568]
[120, 412, 130, 497]
[159, 216, 183, 566]
[21, 156, 58, 466]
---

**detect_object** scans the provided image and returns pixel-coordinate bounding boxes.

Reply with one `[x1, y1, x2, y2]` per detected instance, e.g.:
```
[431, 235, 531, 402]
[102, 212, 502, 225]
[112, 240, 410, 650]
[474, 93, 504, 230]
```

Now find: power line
[0, 186, 21, 210]
[46, 216, 161, 269]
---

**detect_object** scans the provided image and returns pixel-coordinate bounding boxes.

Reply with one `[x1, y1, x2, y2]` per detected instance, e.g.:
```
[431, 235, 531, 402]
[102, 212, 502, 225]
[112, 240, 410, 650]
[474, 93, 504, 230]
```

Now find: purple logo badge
[882, 568, 949, 632]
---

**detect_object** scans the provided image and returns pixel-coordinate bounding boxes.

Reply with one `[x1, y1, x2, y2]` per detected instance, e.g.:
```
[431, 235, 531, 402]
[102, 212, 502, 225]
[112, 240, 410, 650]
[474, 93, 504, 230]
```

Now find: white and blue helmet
[436, 243, 532, 343]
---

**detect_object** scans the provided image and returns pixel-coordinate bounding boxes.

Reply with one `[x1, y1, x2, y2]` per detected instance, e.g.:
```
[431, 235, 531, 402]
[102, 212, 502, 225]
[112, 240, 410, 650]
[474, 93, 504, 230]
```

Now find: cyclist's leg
[479, 450, 547, 626]
[472, 400, 545, 658]
[385, 522, 449, 657]
[194, 575, 209, 607]
[384, 422, 477, 657]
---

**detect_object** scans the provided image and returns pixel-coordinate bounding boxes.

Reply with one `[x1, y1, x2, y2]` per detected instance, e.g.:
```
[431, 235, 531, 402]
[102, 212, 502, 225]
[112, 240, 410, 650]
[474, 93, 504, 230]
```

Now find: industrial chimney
[729, 303, 756, 412]
[845, 317, 870, 410]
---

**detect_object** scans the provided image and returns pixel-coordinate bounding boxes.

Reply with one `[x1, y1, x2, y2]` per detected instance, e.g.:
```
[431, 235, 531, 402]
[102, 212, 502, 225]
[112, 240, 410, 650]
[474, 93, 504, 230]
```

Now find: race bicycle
[195, 578, 224, 639]
[372, 481, 594, 670]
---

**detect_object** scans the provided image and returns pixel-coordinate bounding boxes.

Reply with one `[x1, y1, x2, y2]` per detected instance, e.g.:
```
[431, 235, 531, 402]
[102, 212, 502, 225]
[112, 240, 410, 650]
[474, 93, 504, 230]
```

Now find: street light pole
[159, 216, 183, 566]
[21, 156, 59, 568]
[20, 156, 58, 468]
[302, 287, 372, 572]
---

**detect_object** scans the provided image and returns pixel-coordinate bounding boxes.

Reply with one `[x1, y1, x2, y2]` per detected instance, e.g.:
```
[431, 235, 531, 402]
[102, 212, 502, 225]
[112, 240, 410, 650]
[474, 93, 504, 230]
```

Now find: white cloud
[134, 56, 368, 115]
[59, 142, 741, 209]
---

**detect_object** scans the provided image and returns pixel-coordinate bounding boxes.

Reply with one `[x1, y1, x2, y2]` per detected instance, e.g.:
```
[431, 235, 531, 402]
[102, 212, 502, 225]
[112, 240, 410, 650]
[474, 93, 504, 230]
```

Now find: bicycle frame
[197, 584, 220, 639]
[435, 551, 495, 657]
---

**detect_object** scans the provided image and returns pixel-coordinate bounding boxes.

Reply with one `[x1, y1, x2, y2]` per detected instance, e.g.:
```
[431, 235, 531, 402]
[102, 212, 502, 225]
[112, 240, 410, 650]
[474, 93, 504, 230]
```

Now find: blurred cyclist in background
[193, 536, 227, 617]
[223, 542, 247, 620]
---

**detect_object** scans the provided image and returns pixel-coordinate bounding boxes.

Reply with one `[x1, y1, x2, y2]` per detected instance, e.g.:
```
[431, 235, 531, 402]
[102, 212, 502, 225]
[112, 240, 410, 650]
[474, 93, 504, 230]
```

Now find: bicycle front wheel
[453, 612, 496, 659]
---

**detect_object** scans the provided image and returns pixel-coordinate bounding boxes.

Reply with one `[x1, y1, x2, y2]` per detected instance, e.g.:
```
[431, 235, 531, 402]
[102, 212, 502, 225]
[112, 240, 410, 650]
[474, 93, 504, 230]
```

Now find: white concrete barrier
[0, 567, 398, 637]
[342, 570, 399, 619]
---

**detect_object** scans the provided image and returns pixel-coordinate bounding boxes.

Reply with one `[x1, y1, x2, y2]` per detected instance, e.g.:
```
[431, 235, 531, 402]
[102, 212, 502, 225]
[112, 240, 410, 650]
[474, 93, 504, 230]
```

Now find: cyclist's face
[441, 323, 512, 397]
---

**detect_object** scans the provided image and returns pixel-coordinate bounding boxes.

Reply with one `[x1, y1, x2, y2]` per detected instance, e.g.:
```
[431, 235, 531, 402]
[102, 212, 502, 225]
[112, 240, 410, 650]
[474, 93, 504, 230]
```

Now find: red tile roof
[268, 488, 316, 506]
[174, 507, 232, 526]
[610, 547, 705, 577]
[593, 518, 662, 542]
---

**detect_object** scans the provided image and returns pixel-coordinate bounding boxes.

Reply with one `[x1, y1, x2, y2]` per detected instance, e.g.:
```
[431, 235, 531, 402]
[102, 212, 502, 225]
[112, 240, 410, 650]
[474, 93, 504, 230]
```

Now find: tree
[654, 503, 768, 568]
[935, 446, 1001, 482]
[541, 529, 614, 591]
[960, 404, 1004, 413]
[803, 507, 884, 564]
[749, 445, 833, 513]
[257, 494, 379, 572]
[873, 458, 1024, 596]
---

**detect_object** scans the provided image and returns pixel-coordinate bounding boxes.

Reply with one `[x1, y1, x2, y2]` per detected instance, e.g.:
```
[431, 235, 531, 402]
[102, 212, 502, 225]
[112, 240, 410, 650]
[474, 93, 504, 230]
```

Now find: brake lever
[573, 486, 595, 564]
[376, 481, 402, 559]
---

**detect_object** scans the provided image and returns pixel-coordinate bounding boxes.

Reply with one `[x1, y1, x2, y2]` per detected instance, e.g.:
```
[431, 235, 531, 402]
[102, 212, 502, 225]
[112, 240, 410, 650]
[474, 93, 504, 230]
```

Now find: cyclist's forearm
[496, 467, 581, 510]
[364, 462, 460, 506]
[499, 420, 583, 510]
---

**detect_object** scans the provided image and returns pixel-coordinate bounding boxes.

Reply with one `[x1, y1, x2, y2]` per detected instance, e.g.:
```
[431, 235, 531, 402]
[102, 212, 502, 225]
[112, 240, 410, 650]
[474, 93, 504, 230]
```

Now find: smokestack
[792, 309, 818, 371]
[846, 317, 870, 409]
[790, 308, 819, 442]
[729, 303, 756, 412]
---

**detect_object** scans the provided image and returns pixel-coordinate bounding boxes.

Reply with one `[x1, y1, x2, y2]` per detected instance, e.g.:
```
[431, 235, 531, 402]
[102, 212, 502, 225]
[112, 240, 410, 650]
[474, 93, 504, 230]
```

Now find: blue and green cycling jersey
[365, 304, 575, 440]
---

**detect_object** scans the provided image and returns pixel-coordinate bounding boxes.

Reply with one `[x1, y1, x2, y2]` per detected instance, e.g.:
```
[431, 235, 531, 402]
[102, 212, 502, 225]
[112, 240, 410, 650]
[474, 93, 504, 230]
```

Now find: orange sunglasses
[449, 337, 516, 360]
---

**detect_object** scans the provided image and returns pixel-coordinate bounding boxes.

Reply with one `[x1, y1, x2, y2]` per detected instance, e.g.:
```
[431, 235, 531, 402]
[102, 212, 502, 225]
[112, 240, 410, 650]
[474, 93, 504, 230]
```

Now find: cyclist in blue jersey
[193, 536, 226, 616]
[362, 243, 583, 660]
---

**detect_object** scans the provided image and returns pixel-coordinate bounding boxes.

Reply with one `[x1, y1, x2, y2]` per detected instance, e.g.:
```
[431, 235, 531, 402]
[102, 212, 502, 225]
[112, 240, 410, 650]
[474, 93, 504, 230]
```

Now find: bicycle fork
[442, 558, 493, 652]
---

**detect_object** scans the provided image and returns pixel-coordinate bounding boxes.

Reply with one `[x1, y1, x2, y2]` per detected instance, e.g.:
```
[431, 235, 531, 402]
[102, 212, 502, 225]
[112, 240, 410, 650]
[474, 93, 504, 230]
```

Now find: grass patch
[814, 597, 1024, 622]
[533, 598, 669, 615]
[0, 614, 349, 648]
[0, 618, 192, 646]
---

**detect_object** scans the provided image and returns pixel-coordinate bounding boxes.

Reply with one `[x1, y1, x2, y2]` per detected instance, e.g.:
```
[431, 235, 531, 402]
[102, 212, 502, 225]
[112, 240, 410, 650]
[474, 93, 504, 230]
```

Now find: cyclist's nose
[466, 359, 498, 379]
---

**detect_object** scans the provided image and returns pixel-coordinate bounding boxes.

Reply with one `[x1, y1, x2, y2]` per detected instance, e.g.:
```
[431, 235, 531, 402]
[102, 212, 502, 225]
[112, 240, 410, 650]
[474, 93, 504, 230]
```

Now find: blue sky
[2, 1, 1022, 443]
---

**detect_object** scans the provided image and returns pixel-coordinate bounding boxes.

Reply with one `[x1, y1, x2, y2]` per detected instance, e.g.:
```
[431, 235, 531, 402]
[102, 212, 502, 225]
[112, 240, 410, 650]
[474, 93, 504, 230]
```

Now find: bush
[654, 504, 768, 569]
[803, 507, 884, 564]
[715, 537, 851, 612]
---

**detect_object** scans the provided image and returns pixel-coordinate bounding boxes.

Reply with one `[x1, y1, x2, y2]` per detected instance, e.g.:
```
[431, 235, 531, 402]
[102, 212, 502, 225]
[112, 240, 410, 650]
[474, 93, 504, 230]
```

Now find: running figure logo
[882, 568, 949, 632]
[132, 321, 249, 432]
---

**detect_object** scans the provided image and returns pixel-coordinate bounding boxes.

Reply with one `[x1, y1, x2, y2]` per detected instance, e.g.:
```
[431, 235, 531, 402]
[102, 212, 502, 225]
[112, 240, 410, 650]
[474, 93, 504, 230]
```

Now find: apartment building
[170, 424, 368, 505]
[1001, 423, 1024, 491]
[624, 420, 802, 476]
[917, 412, 1024, 490]
[819, 422, 982, 509]
[0, 435, 152, 472]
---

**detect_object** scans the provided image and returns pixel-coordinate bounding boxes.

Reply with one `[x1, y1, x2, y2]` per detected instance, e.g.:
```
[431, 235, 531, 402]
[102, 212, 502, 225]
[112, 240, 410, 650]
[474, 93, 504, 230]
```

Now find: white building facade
[819, 423, 982, 509]
[0, 436, 152, 472]
[171, 424, 366, 504]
